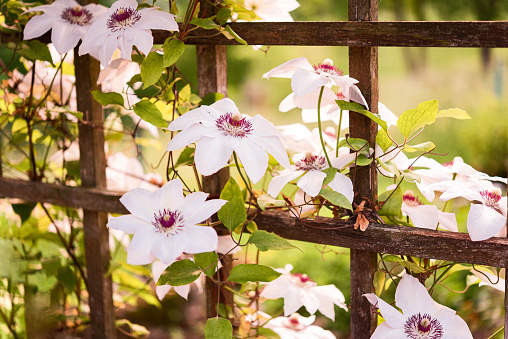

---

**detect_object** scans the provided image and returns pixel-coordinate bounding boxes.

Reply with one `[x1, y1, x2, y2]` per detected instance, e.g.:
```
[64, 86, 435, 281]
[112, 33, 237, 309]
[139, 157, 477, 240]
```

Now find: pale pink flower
[23, 0, 107, 54]
[244, 0, 299, 22]
[265, 314, 336, 339]
[261, 264, 347, 320]
[364, 274, 473, 339]
[402, 191, 458, 232]
[107, 179, 227, 265]
[167, 98, 290, 184]
[79, 0, 178, 67]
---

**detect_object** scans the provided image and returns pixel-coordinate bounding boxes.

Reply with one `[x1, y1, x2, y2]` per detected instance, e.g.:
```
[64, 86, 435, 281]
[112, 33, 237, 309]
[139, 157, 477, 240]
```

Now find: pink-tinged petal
[152, 235, 187, 265]
[210, 98, 240, 114]
[297, 170, 326, 197]
[107, 214, 149, 234]
[150, 179, 184, 211]
[249, 134, 290, 170]
[24, 4, 57, 14]
[395, 274, 438, 316]
[217, 235, 241, 254]
[467, 204, 506, 241]
[167, 106, 216, 131]
[291, 69, 329, 97]
[371, 322, 407, 339]
[364, 293, 405, 329]
[279, 93, 296, 112]
[402, 204, 439, 230]
[23, 14, 54, 40]
[174, 284, 191, 299]
[85, 3, 108, 18]
[263, 57, 314, 79]
[135, 9, 178, 31]
[51, 21, 83, 54]
[437, 211, 458, 232]
[181, 225, 218, 254]
[120, 188, 156, 222]
[194, 137, 233, 176]
[234, 141, 269, 184]
[155, 285, 172, 300]
[131, 29, 154, 57]
[127, 228, 158, 265]
[185, 199, 228, 226]
[327, 172, 354, 203]
[166, 124, 210, 151]
[268, 170, 304, 198]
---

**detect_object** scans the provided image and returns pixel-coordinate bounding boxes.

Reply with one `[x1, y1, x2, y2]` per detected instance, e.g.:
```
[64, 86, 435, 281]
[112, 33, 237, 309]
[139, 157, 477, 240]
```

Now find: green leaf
[191, 17, 219, 29]
[224, 25, 247, 45]
[91, 90, 125, 107]
[257, 328, 281, 339]
[336, 100, 388, 131]
[376, 129, 393, 152]
[201, 92, 225, 106]
[11, 202, 37, 224]
[337, 137, 370, 153]
[228, 264, 281, 284]
[194, 252, 218, 278]
[218, 177, 247, 231]
[403, 141, 436, 153]
[319, 187, 352, 211]
[377, 158, 401, 177]
[157, 259, 201, 286]
[437, 108, 471, 120]
[217, 7, 232, 25]
[355, 154, 373, 166]
[382, 255, 425, 273]
[397, 100, 438, 139]
[378, 187, 403, 217]
[248, 230, 298, 252]
[141, 51, 164, 89]
[133, 100, 168, 128]
[257, 194, 286, 211]
[163, 38, 185, 67]
[322, 167, 336, 185]
[174, 147, 194, 167]
[57, 267, 76, 293]
[402, 170, 421, 183]
[205, 317, 232, 339]
[19, 40, 53, 65]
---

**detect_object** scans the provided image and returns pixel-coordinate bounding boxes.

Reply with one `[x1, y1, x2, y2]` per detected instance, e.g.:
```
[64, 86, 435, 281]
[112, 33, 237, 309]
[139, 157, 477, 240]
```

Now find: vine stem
[316, 86, 332, 168]
[487, 326, 503, 339]
[335, 108, 344, 157]
[428, 263, 455, 295]
[233, 151, 255, 201]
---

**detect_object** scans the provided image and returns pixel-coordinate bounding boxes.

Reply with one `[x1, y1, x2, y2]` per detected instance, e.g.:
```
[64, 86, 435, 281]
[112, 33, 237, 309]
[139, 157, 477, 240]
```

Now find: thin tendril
[317, 86, 332, 168]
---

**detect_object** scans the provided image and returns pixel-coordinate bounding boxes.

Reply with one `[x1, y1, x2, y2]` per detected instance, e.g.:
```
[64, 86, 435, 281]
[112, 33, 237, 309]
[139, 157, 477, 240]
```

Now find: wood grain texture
[74, 49, 116, 339]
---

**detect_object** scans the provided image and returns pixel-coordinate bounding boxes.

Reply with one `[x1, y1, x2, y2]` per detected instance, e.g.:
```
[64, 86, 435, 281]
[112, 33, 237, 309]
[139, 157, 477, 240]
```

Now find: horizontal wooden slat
[0, 177, 128, 214]
[4, 21, 508, 48]
[2, 178, 508, 268]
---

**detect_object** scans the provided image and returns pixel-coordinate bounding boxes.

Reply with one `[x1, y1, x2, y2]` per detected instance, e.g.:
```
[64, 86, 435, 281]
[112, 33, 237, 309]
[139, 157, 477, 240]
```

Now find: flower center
[295, 152, 327, 171]
[283, 314, 306, 331]
[480, 188, 502, 208]
[403, 191, 423, 207]
[404, 313, 443, 339]
[107, 7, 141, 31]
[443, 161, 454, 168]
[61, 5, 93, 26]
[291, 272, 317, 287]
[152, 209, 184, 235]
[313, 59, 343, 76]
[215, 112, 253, 138]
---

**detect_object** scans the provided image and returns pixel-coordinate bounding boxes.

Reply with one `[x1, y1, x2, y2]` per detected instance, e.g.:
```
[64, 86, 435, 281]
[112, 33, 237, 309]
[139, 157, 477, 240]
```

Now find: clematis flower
[107, 179, 227, 265]
[265, 314, 336, 339]
[268, 152, 354, 200]
[79, 0, 178, 67]
[167, 98, 290, 184]
[260, 264, 347, 320]
[471, 268, 505, 292]
[23, 0, 107, 54]
[244, 0, 300, 22]
[402, 190, 458, 232]
[364, 274, 473, 339]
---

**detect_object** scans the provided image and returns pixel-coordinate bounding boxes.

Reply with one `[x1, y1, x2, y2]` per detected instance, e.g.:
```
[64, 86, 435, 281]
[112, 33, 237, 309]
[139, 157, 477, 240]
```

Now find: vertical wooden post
[196, 1, 233, 320]
[505, 168, 508, 339]
[74, 50, 116, 339]
[348, 0, 379, 337]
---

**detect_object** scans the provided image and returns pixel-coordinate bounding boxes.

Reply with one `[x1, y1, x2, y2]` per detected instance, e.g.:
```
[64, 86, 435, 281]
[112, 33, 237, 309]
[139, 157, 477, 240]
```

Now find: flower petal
[135, 9, 179, 31]
[185, 199, 228, 226]
[155, 285, 172, 300]
[152, 234, 187, 265]
[194, 137, 233, 176]
[127, 228, 158, 265]
[291, 69, 329, 97]
[51, 20, 83, 54]
[167, 106, 216, 131]
[437, 211, 458, 232]
[395, 274, 438, 316]
[263, 57, 314, 79]
[364, 293, 405, 329]
[249, 134, 290, 170]
[297, 170, 326, 197]
[150, 179, 184, 211]
[181, 225, 218, 254]
[166, 124, 210, 151]
[234, 141, 269, 184]
[402, 204, 439, 230]
[210, 98, 240, 114]
[267, 170, 304, 198]
[279, 93, 296, 112]
[107, 214, 148, 234]
[23, 14, 54, 40]
[371, 322, 407, 339]
[467, 204, 506, 241]
[174, 284, 191, 299]
[120, 188, 156, 222]
[327, 172, 354, 203]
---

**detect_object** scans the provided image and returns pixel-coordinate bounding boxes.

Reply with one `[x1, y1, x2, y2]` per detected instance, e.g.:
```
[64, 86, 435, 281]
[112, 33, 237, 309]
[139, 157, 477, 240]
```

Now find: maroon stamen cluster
[403, 191, 423, 207]
[293, 273, 313, 284]
[313, 63, 343, 76]
[152, 209, 184, 235]
[61, 6, 93, 26]
[215, 112, 253, 138]
[107, 7, 141, 31]
[480, 189, 502, 207]
[404, 313, 443, 339]
[295, 153, 326, 172]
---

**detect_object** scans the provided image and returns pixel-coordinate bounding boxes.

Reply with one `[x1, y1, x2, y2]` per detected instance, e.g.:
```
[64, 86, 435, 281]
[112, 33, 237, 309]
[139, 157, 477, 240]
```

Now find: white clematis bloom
[167, 98, 290, 184]
[261, 264, 347, 320]
[268, 152, 354, 201]
[23, 0, 107, 54]
[265, 314, 336, 339]
[244, 0, 300, 22]
[79, 0, 178, 67]
[402, 191, 458, 232]
[364, 274, 473, 339]
[107, 179, 227, 265]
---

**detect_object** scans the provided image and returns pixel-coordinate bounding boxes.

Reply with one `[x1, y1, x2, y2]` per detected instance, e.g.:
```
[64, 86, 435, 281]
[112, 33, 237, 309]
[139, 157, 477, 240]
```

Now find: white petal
[23, 14, 54, 40]
[152, 235, 187, 265]
[167, 106, 216, 131]
[166, 124, 210, 151]
[291, 69, 329, 97]
[217, 235, 241, 254]
[179, 192, 209, 216]
[249, 134, 290, 169]
[283, 292, 304, 316]
[181, 225, 219, 254]
[279, 93, 296, 112]
[327, 172, 354, 203]
[267, 170, 303, 198]
[467, 204, 507, 241]
[371, 322, 407, 339]
[131, 29, 154, 57]
[250, 114, 284, 137]
[155, 285, 172, 300]
[107, 214, 148, 234]
[185, 199, 228, 226]
[378, 102, 398, 127]
[263, 57, 314, 79]
[298, 288, 320, 315]
[120, 188, 156, 222]
[402, 204, 439, 230]
[363, 293, 405, 329]
[297, 170, 326, 197]
[51, 20, 82, 54]
[152, 260, 169, 282]
[135, 9, 179, 31]
[234, 141, 269, 184]
[437, 211, 458, 232]
[194, 137, 233, 176]
[330, 153, 356, 170]
[127, 228, 158, 265]
[110, 0, 138, 11]
[395, 274, 438, 316]
[150, 179, 184, 211]
[349, 84, 369, 109]
[174, 284, 191, 299]
[210, 98, 240, 114]
[440, 314, 474, 339]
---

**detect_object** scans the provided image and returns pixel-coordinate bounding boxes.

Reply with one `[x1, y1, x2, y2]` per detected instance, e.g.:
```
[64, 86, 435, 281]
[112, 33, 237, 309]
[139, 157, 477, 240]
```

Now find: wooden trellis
[1, 0, 508, 337]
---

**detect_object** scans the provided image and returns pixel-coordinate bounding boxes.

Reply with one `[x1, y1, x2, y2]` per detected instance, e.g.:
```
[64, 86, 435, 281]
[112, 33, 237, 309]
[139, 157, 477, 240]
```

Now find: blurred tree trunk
[473, 0, 500, 71]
